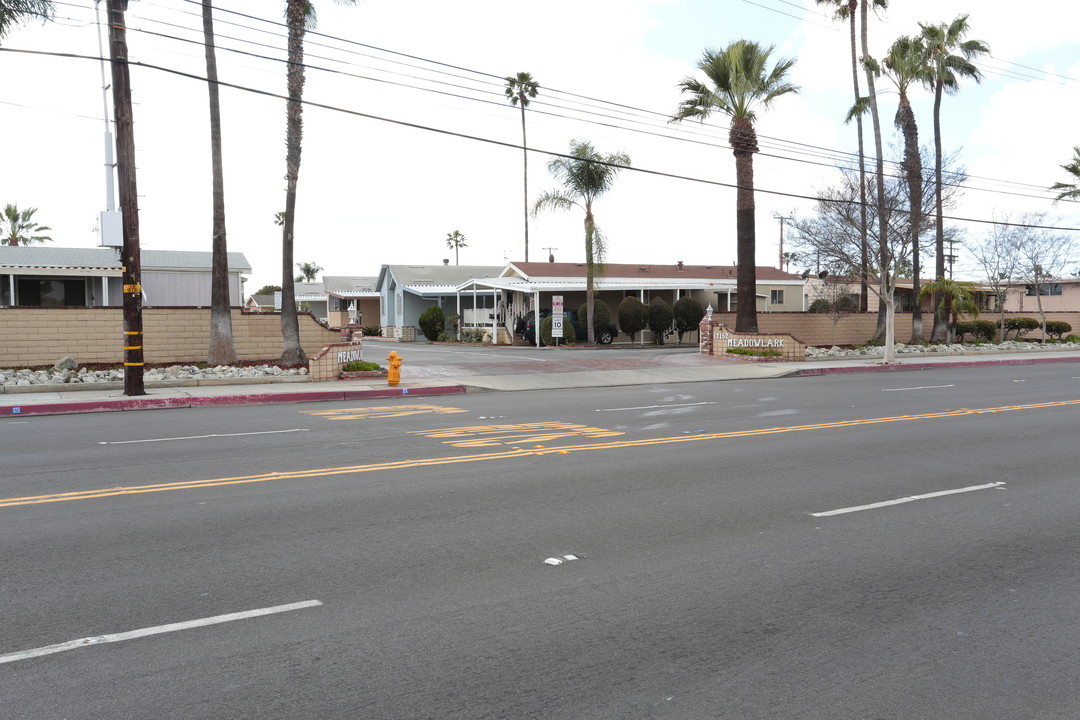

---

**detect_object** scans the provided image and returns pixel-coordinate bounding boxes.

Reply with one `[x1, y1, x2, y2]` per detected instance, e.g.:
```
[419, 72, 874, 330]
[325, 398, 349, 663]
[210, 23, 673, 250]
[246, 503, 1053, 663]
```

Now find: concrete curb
[789, 354, 1080, 376]
[0, 384, 467, 417]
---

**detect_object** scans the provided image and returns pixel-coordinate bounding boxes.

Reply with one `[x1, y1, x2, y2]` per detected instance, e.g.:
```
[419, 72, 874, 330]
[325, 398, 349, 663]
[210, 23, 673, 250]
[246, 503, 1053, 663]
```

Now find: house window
[770, 289, 785, 305]
[16, 278, 87, 307]
[1025, 283, 1062, 296]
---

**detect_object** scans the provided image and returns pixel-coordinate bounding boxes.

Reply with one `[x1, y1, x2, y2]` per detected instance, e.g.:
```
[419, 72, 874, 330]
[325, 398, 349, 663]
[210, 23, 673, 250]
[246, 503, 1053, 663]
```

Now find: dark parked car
[515, 309, 617, 345]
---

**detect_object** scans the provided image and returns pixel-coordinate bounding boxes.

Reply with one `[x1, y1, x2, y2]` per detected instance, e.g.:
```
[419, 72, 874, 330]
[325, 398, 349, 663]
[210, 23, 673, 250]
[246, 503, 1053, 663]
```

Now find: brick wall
[0, 307, 341, 368]
[707, 311, 1080, 347]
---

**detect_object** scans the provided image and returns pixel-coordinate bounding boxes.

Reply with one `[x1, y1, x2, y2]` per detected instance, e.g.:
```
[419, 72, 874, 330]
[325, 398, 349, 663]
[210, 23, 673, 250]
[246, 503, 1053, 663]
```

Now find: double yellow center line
[3, 398, 1077, 509]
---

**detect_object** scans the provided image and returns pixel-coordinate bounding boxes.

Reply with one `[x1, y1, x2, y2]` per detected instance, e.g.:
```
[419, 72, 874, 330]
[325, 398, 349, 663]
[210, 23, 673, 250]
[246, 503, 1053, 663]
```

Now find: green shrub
[418, 305, 445, 342]
[540, 314, 576, 345]
[647, 297, 674, 345]
[459, 328, 486, 343]
[1002, 316, 1039, 340]
[618, 296, 648, 340]
[361, 324, 382, 337]
[955, 319, 997, 342]
[342, 360, 383, 372]
[1044, 320, 1073, 339]
[726, 347, 781, 357]
[808, 298, 830, 313]
[673, 296, 704, 343]
[1065, 334, 1080, 343]
[577, 300, 613, 338]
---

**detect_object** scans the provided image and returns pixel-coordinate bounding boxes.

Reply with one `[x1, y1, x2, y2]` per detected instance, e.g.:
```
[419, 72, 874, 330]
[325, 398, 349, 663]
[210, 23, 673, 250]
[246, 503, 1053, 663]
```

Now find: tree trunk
[203, 0, 236, 366]
[279, 0, 307, 366]
[731, 117, 758, 334]
[520, 103, 529, 263]
[861, 0, 891, 355]
[898, 91, 923, 344]
[584, 207, 596, 344]
[930, 81, 948, 342]
[848, 2, 869, 312]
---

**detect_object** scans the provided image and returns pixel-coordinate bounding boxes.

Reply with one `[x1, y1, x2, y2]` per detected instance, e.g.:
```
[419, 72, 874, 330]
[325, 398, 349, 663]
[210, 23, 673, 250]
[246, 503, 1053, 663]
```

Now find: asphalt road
[3, 364, 1080, 718]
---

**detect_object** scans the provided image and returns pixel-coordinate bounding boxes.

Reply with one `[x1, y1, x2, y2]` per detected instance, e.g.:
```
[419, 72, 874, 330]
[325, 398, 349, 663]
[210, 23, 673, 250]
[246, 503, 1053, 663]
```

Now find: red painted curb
[0, 385, 469, 417]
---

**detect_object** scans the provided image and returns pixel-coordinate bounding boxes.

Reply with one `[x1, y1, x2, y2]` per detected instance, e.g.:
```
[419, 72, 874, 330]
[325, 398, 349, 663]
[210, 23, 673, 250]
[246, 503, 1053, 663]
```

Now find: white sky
[2, 0, 1078, 292]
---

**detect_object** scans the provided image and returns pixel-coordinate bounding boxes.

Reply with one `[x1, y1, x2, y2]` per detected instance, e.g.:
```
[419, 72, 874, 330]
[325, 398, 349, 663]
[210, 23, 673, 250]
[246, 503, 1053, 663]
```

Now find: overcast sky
[3, 0, 1078, 292]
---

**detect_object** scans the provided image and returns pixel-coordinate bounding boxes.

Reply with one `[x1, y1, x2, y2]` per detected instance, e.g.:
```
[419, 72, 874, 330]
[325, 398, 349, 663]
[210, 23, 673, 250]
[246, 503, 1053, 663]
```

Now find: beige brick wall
[0, 308, 340, 368]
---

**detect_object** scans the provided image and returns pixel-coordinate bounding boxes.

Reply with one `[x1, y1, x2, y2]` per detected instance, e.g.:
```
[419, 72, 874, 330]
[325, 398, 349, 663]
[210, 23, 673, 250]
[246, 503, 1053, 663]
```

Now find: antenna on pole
[95, 0, 122, 247]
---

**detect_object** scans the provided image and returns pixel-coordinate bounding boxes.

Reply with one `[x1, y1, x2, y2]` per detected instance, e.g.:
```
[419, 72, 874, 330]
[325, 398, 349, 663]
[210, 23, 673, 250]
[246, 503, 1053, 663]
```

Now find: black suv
[515, 309, 617, 345]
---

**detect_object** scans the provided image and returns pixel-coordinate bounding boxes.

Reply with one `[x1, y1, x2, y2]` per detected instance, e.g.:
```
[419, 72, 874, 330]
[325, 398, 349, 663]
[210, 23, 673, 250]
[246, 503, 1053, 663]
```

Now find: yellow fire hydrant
[386, 351, 403, 387]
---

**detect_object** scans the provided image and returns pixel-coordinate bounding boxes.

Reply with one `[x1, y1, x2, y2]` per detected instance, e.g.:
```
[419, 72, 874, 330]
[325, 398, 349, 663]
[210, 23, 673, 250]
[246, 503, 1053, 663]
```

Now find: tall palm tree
[1, 203, 52, 245]
[445, 230, 467, 265]
[1050, 146, 1080, 201]
[882, 34, 929, 343]
[201, 0, 236, 365]
[815, 0, 886, 312]
[505, 72, 539, 262]
[279, 0, 357, 365]
[919, 14, 988, 342]
[0, 0, 53, 41]
[672, 40, 798, 333]
[533, 139, 630, 344]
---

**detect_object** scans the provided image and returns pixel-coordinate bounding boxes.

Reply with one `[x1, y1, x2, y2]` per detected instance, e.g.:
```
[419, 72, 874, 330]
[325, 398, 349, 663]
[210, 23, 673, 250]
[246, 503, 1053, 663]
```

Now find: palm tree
[815, 0, 887, 312]
[279, 0, 358, 365]
[882, 35, 929, 343]
[505, 72, 539, 262]
[2, 203, 52, 245]
[445, 230, 467, 265]
[672, 40, 798, 333]
[294, 261, 322, 282]
[0, 0, 53, 41]
[917, 277, 978, 344]
[533, 139, 630, 344]
[201, 0, 236, 365]
[919, 14, 988, 342]
[1050, 146, 1080, 201]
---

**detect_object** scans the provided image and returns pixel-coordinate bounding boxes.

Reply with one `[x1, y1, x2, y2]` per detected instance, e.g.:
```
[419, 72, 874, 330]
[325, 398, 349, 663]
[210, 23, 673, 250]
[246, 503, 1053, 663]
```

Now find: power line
[4, 44, 1075, 236]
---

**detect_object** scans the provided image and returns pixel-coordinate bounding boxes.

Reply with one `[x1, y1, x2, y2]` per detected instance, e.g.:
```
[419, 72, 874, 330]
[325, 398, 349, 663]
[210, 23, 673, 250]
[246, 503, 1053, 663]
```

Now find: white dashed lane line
[811, 482, 1005, 517]
[0, 600, 323, 664]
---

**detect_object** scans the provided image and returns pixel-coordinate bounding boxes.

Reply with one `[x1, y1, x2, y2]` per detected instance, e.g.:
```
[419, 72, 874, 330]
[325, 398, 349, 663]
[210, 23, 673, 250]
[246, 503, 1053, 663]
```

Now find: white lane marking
[597, 402, 715, 412]
[881, 384, 955, 392]
[99, 428, 310, 445]
[0, 600, 323, 665]
[811, 482, 1005, 517]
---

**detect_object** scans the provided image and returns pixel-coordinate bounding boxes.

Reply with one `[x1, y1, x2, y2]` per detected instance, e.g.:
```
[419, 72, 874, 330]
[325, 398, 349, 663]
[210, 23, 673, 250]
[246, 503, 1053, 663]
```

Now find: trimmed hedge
[954, 319, 997, 342]
[618, 296, 648, 340]
[1044, 320, 1073, 339]
[418, 305, 445, 342]
[540, 314, 577, 345]
[1002, 316, 1039, 340]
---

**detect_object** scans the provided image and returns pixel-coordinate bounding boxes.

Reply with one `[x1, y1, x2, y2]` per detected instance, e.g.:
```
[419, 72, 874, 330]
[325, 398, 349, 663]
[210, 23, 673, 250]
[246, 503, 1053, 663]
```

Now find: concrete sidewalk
[3, 349, 1078, 417]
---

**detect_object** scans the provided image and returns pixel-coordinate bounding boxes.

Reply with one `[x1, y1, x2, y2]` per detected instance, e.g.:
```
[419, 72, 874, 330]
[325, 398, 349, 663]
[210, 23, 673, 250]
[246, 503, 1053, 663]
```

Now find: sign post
[551, 295, 564, 345]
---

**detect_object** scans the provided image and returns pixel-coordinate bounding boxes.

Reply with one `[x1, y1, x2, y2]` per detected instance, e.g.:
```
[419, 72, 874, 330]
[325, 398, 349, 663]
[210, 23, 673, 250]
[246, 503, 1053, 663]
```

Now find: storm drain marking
[411, 421, 623, 448]
[302, 404, 469, 420]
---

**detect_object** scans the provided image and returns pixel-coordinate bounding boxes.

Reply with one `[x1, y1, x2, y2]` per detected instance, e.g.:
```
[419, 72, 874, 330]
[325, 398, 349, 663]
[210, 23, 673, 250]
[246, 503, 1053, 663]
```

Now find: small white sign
[552, 295, 564, 338]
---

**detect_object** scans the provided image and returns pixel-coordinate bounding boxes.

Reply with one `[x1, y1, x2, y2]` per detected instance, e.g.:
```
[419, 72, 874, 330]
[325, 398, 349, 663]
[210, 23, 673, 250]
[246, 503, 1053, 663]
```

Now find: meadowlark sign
[699, 321, 806, 362]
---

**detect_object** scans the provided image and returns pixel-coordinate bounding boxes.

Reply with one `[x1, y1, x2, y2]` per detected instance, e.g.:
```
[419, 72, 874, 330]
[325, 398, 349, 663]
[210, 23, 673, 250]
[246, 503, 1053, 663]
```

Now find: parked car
[515, 309, 617, 345]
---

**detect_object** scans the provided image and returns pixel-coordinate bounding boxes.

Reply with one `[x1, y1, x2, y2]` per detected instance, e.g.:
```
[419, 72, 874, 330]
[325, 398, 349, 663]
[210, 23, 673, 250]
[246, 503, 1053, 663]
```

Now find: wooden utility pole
[108, 0, 145, 395]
